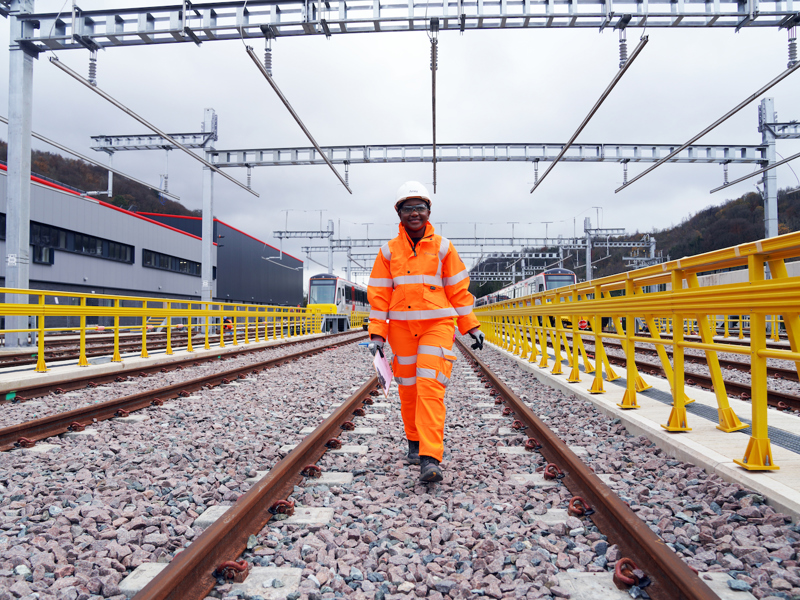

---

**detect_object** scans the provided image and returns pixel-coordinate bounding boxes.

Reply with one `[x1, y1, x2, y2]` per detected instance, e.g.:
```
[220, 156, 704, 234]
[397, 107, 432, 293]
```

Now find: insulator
[247, 166, 252, 189]
[430, 40, 438, 71]
[619, 39, 628, 69]
[723, 163, 729, 185]
[264, 46, 273, 77]
[789, 28, 797, 68]
[623, 162, 628, 185]
[88, 50, 98, 87]
[534, 161, 539, 184]
[344, 161, 350, 187]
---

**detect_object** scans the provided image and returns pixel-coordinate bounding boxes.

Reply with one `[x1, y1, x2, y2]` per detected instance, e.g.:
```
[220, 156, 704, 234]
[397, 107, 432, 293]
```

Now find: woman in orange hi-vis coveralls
[367, 181, 485, 483]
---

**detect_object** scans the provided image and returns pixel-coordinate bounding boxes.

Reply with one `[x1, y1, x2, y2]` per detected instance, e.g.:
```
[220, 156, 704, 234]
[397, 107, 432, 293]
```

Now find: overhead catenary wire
[0, 115, 181, 201]
[617, 58, 800, 194]
[48, 56, 258, 197]
[709, 149, 800, 194]
[244, 46, 353, 194]
[530, 35, 649, 194]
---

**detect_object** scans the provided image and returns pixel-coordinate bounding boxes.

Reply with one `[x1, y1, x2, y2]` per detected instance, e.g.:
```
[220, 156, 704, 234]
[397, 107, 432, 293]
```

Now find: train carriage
[308, 273, 369, 332]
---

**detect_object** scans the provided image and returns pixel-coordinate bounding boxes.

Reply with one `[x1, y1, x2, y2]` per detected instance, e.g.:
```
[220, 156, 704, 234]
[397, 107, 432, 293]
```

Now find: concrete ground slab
[230, 567, 303, 600]
[482, 414, 503, 420]
[498, 427, 515, 436]
[193, 505, 230, 530]
[278, 506, 334, 525]
[119, 563, 169, 598]
[116, 414, 149, 423]
[508, 473, 559, 487]
[568, 445, 588, 456]
[557, 572, 630, 599]
[497, 446, 530, 455]
[701, 572, 757, 600]
[531, 508, 568, 525]
[369, 402, 392, 408]
[15, 443, 60, 454]
[62, 429, 97, 439]
[363, 414, 386, 420]
[490, 342, 800, 522]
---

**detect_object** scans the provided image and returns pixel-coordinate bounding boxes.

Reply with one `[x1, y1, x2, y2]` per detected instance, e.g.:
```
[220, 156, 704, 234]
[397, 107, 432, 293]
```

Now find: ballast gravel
[224, 338, 799, 600]
[0, 332, 365, 428]
[0, 337, 371, 600]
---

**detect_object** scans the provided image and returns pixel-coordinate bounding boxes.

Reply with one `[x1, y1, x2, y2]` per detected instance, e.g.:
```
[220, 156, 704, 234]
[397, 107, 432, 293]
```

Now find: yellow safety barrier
[475, 231, 800, 472]
[0, 288, 359, 373]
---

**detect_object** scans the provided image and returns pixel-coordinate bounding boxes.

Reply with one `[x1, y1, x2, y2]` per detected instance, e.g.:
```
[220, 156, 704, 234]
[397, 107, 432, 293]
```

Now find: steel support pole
[328, 220, 334, 274]
[584, 218, 592, 282]
[761, 98, 779, 238]
[5, 0, 35, 349]
[346, 238, 352, 281]
[107, 153, 114, 197]
[201, 110, 216, 302]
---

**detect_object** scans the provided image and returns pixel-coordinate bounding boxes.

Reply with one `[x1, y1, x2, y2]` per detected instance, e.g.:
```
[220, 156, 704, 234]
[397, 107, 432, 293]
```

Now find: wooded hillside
[0, 140, 199, 217]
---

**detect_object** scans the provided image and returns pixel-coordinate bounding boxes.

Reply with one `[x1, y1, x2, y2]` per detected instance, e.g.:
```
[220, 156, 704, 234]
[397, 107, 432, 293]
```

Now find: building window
[32, 246, 54, 265]
[0, 213, 5, 240]
[143, 249, 201, 277]
[30, 221, 133, 264]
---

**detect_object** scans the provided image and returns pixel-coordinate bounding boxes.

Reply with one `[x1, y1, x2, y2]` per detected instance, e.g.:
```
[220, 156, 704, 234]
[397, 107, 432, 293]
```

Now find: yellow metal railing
[475, 231, 800, 472]
[0, 289, 350, 373]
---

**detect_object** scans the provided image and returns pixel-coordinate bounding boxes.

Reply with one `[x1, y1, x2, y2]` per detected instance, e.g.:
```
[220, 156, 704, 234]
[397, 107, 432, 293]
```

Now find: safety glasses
[399, 204, 429, 215]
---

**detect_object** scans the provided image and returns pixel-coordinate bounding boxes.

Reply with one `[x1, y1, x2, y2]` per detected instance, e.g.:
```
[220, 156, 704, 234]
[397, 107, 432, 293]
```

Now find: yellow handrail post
[618, 281, 640, 408]
[767, 258, 800, 380]
[166, 302, 173, 355]
[520, 307, 531, 359]
[112, 299, 122, 362]
[140, 306, 149, 359]
[254, 312, 260, 343]
[550, 306, 564, 376]
[528, 316, 540, 364]
[739, 314, 745, 339]
[724, 314, 729, 338]
[735, 254, 778, 470]
[575, 330, 595, 374]
[644, 314, 694, 405]
[686, 273, 745, 432]
[186, 308, 194, 353]
[35, 293, 47, 373]
[204, 304, 210, 350]
[567, 291, 581, 383]
[219, 309, 226, 348]
[245, 310, 250, 345]
[663, 310, 691, 432]
[232, 310, 239, 346]
[78, 296, 89, 366]
[589, 300, 605, 394]
[772, 314, 780, 342]
[537, 315, 550, 369]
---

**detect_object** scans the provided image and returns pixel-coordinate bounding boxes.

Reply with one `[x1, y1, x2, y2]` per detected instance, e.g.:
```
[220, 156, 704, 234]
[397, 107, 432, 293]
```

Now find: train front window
[310, 280, 336, 304]
[545, 275, 575, 290]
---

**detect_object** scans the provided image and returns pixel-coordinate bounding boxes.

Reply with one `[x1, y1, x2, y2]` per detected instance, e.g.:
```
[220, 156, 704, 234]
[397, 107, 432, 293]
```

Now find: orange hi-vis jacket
[367, 223, 479, 340]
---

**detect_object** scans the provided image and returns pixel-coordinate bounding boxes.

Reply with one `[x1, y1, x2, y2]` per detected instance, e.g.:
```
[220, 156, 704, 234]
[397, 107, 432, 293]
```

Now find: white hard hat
[394, 181, 432, 211]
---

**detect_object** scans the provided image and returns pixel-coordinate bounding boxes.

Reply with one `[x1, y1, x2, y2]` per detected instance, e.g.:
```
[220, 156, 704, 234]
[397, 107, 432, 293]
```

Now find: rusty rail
[454, 337, 718, 600]
[0, 333, 366, 451]
[132, 374, 379, 600]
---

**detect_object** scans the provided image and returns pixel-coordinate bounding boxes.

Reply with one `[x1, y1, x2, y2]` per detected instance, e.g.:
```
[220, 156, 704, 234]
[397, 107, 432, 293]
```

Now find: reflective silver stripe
[416, 367, 450, 387]
[442, 269, 469, 287]
[369, 277, 394, 288]
[395, 376, 416, 386]
[417, 345, 457, 361]
[396, 355, 417, 365]
[453, 304, 474, 316]
[393, 274, 443, 286]
[381, 243, 392, 261]
[370, 310, 389, 320]
[388, 308, 458, 320]
[435, 237, 450, 278]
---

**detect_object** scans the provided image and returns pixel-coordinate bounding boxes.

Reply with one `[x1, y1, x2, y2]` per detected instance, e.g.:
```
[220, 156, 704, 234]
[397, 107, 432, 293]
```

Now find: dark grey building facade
[141, 214, 303, 306]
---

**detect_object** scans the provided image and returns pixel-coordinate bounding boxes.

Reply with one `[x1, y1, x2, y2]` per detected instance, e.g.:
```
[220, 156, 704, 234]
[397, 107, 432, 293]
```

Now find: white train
[477, 268, 578, 305]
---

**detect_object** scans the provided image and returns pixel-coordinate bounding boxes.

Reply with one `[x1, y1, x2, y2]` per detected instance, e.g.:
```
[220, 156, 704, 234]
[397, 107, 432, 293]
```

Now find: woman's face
[398, 200, 430, 233]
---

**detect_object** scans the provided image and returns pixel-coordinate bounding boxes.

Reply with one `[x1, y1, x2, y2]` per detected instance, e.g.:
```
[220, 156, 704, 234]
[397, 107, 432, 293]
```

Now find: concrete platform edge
[486, 342, 800, 523]
[0, 332, 333, 394]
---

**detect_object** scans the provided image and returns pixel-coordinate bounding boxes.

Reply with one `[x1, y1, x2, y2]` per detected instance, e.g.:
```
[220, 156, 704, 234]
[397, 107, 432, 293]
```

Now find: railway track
[127, 338, 718, 600]
[0, 332, 366, 451]
[0, 325, 300, 367]
[1, 330, 363, 402]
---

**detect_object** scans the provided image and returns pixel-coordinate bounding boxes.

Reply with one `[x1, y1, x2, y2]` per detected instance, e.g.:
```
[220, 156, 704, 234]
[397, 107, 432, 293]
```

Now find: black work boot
[406, 440, 420, 464]
[419, 455, 443, 483]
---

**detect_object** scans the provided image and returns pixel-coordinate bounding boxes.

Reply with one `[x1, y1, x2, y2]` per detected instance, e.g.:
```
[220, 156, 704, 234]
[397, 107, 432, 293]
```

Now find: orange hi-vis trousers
[388, 318, 456, 462]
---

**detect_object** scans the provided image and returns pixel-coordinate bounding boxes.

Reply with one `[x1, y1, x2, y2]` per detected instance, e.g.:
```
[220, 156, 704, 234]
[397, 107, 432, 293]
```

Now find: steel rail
[616, 59, 800, 193]
[530, 36, 648, 193]
[132, 374, 380, 600]
[0, 330, 364, 402]
[455, 336, 719, 600]
[244, 46, 353, 194]
[0, 115, 181, 201]
[47, 57, 259, 197]
[0, 333, 366, 451]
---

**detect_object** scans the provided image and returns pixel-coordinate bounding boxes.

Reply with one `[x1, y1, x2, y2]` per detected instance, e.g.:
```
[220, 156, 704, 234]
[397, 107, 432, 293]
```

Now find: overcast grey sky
[3, 1, 800, 287]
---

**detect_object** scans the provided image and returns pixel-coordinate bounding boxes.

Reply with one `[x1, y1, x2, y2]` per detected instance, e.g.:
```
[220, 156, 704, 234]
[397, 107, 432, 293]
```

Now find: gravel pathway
[222, 338, 799, 600]
[0, 337, 371, 600]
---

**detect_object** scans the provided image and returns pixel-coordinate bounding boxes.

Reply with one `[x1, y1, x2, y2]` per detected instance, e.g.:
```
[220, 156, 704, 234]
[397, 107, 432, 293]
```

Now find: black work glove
[469, 330, 485, 350]
[368, 339, 385, 357]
